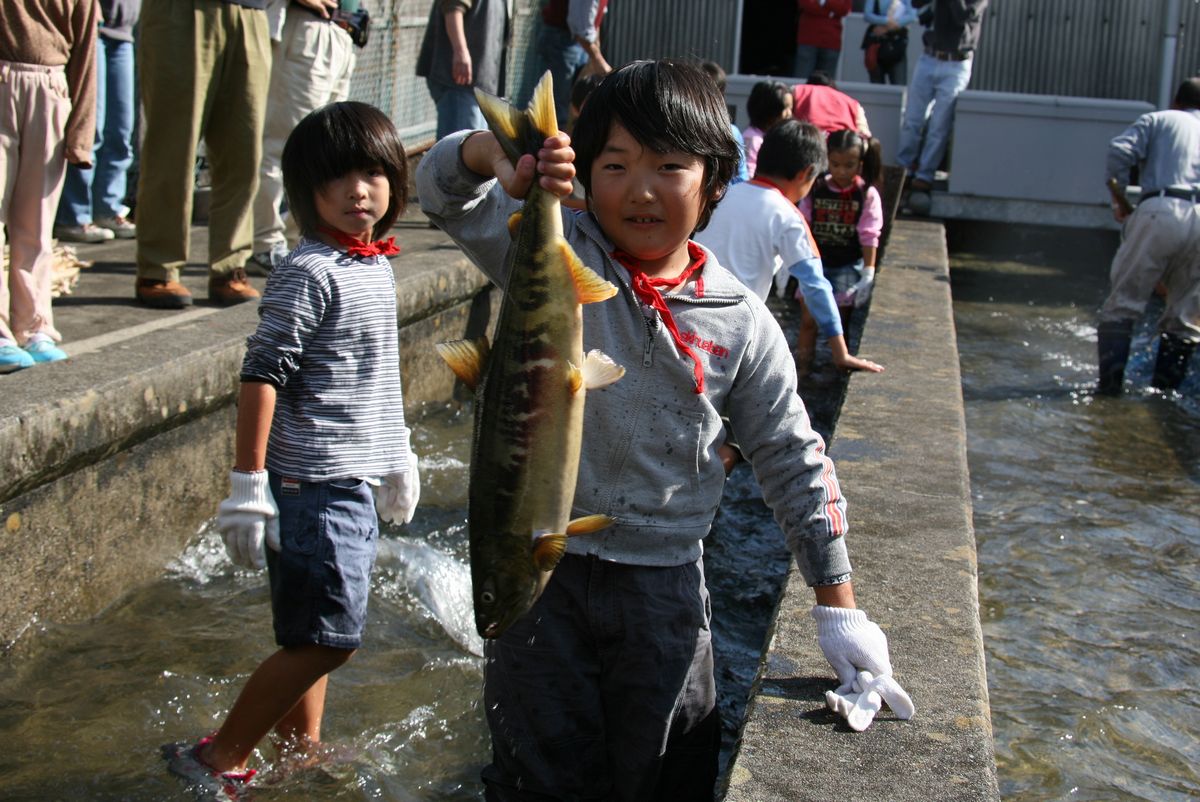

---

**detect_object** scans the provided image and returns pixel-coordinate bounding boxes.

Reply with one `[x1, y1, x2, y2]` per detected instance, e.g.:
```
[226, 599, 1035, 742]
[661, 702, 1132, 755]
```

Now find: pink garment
[743, 125, 765, 176]
[800, 175, 884, 249]
[0, 61, 70, 344]
[792, 84, 871, 137]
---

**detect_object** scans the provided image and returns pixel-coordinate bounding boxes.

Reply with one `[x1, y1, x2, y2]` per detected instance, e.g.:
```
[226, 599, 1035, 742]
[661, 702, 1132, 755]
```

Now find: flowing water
[0, 394, 800, 800]
[950, 222, 1200, 801]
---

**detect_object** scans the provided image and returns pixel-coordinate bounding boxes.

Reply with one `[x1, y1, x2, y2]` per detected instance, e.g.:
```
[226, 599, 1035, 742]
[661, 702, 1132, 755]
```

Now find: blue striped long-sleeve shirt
[241, 238, 408, 481]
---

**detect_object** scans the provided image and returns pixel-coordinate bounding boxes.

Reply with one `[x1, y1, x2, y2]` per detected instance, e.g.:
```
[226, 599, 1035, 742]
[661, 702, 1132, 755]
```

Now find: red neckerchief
[318, 225, 402, 259]
[825, 173, 864, 199]
[612, 241, 707, 394]
[749, 176, 790, 197]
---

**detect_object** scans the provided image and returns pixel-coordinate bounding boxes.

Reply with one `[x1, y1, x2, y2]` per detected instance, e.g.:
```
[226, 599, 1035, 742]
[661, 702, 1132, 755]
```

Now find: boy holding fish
[418, 60, 907, 801]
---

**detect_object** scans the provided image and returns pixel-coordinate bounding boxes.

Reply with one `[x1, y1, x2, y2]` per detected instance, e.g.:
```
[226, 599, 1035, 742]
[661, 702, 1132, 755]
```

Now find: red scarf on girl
[612, 241, 707, 394]
[319, 226, 401, 258]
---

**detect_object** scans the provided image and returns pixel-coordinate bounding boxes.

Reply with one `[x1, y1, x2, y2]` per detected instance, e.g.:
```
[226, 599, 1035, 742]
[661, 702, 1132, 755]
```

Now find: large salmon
[436, 72, 624, 640]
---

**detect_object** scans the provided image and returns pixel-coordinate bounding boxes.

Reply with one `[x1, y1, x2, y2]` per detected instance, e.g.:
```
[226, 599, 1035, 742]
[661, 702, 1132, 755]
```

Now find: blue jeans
[793, 45, 841, 81]
[536, 24, 588, 128]
[896, 53, 973, 183]
[427, 78, 487, 141]
[56, 36, 136, 225]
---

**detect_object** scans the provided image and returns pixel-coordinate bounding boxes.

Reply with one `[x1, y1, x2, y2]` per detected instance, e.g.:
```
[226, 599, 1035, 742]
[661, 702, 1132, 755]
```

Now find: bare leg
[272, 675, 330, 767]
[200, 644, 353, 773]
[795, 303, 818, 377]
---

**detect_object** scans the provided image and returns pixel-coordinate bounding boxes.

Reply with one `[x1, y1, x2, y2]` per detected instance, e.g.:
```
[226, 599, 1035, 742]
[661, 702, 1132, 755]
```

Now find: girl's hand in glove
[851, 265, 876, 308]
[375, 427, 420, 525]
[217, 469, 280, 569]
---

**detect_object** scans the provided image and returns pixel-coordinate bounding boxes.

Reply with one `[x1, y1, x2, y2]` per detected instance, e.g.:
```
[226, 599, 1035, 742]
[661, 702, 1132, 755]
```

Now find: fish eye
[481, 591, 496, 604]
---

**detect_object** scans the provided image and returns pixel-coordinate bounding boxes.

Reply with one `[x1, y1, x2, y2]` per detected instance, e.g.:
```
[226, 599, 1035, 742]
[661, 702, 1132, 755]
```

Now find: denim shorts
[266, 473, 379, 650]
[824, 258, 865, 297]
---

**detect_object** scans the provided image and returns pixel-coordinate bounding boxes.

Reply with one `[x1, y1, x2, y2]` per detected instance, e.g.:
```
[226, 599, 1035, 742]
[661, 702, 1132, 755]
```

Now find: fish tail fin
[474, 71, 558, 167]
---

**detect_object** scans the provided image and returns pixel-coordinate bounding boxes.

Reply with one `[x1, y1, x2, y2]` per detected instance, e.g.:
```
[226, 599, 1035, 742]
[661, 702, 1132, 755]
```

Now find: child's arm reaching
[789, 259, 884, 373]
[460, 131, 576, 200]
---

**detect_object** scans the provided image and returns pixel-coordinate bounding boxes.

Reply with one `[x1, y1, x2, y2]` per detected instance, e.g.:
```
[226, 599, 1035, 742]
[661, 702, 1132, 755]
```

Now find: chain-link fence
[348, 0, 542, 153]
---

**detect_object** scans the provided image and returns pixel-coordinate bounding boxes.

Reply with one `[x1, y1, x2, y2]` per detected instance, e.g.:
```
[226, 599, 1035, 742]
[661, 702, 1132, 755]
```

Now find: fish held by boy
[436, 72, 624, 640]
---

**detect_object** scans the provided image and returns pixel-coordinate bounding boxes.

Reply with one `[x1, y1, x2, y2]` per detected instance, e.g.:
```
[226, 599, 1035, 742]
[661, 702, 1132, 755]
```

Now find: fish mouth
[483, 622, 502, 639]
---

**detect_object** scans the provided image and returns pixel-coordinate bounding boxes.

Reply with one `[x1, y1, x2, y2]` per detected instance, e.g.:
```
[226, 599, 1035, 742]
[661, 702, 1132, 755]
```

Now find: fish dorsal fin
[527, 70, 557, 140]
[561, 241, 618, 304]
[532, 532, 567, 571]
[567, 361, 583, 394]
[566, 514, 614, 535]
[435, 337, 490, 391]
[507, 211, 523, 239]
[581, 350, 624, 390]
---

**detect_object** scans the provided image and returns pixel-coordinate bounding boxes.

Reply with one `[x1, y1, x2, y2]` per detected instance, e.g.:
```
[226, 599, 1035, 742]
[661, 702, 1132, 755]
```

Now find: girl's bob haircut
[572, 59, 741, 232]
[282, 101, 408, 241]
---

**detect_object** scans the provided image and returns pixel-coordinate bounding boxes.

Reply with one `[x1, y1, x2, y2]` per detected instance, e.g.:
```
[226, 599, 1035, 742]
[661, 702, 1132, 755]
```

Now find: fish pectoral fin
[567, 362, 584, 394]
[566, 514, 614, 536]
[562, 241, 618, 304]
[581, 350, 625, 390]
[532, 532, 568, 571]
[507, 211, 523, 239]
[435, 337, 490, 391]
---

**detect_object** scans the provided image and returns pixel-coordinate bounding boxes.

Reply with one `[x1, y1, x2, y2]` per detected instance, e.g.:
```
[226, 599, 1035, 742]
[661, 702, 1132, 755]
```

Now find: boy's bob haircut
[572, 59, 741, 232]
[755, 119, 828, 181]
[747, 80, 792, 130]
[282, 101, 408, 241]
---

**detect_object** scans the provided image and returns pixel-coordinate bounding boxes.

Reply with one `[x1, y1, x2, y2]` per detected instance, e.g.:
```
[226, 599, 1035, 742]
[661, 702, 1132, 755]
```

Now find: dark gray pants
[482, 554, 719, 802]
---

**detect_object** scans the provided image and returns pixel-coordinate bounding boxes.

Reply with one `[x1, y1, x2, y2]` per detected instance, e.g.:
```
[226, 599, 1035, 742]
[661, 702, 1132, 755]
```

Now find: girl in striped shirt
[163, 101, 418, 795]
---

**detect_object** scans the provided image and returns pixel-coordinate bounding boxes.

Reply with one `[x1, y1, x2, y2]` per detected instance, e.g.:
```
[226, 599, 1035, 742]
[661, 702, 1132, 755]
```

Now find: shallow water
[950, 222, 1200, 801]
[0, 386, 802, 800]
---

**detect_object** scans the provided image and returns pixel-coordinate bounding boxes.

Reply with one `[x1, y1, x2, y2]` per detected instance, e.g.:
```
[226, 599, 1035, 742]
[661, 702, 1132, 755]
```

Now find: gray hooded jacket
[417, 132, 853, 585]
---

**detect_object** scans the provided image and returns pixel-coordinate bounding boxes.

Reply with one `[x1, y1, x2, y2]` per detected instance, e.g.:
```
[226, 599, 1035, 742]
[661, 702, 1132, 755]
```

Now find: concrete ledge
[725, 219, 999, 801]
[0, 215, 491, 650]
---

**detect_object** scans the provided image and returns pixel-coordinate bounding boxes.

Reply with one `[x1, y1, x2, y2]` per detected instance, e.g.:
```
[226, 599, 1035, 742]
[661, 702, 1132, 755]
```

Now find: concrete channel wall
[725, 220, 999, 801]
[0, 214, 998, 797]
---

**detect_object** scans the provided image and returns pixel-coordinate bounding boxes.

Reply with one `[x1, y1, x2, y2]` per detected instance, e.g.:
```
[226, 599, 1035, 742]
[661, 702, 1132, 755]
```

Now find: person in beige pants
[0, 0, 98, 372]
[133, 0, 270, 309]
[248, 0, 357, 275]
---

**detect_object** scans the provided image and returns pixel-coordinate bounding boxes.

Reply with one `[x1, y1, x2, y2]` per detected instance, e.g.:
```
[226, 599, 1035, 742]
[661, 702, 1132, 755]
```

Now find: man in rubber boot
[1099, 77, 1200, 395]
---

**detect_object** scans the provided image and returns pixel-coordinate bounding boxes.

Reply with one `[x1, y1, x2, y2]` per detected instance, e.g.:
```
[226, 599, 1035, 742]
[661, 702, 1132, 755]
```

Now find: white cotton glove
[374, 427, 420, 525]
[851, 266, 876, 309]
[217, 470, 280, 570]
[811, 605, 893, 688]
[825, 670, 915, 731]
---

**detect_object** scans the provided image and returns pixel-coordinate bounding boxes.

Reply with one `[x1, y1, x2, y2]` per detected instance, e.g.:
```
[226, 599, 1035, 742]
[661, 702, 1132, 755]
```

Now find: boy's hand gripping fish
[436, 73, 624, 640]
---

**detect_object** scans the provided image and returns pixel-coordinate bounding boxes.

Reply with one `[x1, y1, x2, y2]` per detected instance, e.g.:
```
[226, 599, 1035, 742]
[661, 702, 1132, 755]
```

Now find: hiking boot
[54, 223, 115, 243]
[136, 278, 194, 309]
[1151, 332, 1196, 391]
[162, 737, 256, 801]
[246, 242, 288, 277]
[22, 333, 68, 364]
[1096, 320, 1133, 396]
[208, 268, 261, 306]
[95, 214, 137, 239]
[0, 341, 35, 373]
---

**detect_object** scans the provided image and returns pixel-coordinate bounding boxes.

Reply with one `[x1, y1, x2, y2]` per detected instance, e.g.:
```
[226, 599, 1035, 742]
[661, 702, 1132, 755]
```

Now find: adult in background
[517, 0, 610, 129]
[862, 0, 917, 86]
[417, 0, 510, 141]
[792, 72, 871, 138]
[134, 0, 269, 308]
[1097, 77, 1200, 395]
[793, 0, 850, 82]
[54, 0, 141, 244]
[895, 0, 988, 192]
[248, 0, 359, 275]
[0, 0, 97, 371]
